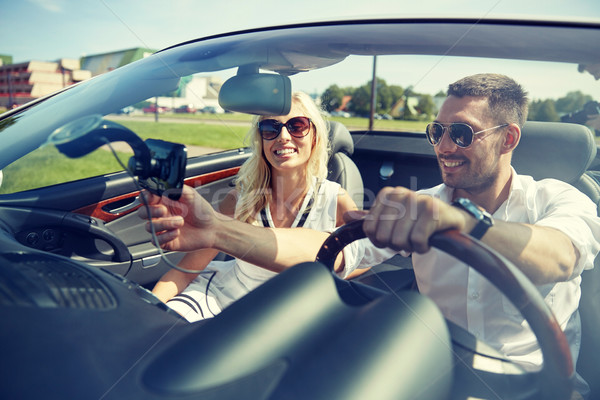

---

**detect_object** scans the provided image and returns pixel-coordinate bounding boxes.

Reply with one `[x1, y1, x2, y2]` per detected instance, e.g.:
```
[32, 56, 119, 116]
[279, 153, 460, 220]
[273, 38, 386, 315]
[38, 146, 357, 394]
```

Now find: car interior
[1, 17, 600, 400]
[5, 102, 598, 400]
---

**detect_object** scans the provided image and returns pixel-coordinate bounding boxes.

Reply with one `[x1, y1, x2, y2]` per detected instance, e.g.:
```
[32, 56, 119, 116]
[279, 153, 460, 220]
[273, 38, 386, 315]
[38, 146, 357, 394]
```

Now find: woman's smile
[274, 147, 297, 156]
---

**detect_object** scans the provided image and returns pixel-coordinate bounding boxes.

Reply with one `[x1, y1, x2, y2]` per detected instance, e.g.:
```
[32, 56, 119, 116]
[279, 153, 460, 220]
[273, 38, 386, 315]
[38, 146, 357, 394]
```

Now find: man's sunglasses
[258, 116, 312, 140]
[425, 122, 509, 148]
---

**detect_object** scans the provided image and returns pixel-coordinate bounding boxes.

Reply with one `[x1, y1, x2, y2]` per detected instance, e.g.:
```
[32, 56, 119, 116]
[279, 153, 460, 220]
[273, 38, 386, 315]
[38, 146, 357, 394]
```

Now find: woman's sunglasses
[425, 122, 509, 148]
[258, 116, 312, 140]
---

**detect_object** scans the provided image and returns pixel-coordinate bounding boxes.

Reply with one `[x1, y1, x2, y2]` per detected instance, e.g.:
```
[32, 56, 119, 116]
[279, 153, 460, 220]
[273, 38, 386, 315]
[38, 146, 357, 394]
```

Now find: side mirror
[219, 72, 291, 116]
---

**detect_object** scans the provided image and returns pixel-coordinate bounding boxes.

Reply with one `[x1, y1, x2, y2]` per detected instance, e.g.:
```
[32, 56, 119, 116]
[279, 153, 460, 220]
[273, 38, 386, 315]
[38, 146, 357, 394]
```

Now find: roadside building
[1, 47, 224, 111]
[0, 58, 92, 108]
[153, 75, 224, 112]
[78, 47, 224, 111]
[80, 48, 156, 76]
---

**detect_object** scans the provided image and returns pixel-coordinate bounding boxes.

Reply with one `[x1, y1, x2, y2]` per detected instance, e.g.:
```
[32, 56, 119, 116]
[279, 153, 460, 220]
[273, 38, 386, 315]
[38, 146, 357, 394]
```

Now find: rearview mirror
[218, 72, 291, 116]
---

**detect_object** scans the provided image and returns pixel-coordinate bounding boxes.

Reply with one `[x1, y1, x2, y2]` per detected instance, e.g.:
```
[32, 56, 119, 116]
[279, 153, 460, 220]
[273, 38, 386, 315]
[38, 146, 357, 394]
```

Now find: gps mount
[53, 117, 187, 200]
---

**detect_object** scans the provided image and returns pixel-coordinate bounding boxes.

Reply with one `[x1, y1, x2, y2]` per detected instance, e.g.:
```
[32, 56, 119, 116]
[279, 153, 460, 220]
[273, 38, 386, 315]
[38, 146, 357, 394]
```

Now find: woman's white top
[167, 179, 367, 321]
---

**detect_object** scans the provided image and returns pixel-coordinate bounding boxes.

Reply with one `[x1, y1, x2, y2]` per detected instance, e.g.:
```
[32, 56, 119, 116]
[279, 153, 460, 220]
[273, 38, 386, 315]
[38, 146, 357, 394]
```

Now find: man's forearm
[480, 220, 578, 284]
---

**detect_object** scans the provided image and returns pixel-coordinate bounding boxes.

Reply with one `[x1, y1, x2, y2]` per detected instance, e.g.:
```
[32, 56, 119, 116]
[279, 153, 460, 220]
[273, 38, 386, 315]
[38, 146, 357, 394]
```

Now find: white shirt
[232, 178, 363, 292]
[178, 179, 365, 315]
[413, 168, 600, 394]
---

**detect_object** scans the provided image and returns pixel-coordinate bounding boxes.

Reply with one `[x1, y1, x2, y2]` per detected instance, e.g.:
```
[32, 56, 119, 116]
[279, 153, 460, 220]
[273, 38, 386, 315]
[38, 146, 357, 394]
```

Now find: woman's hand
[139, 185, 230, 252]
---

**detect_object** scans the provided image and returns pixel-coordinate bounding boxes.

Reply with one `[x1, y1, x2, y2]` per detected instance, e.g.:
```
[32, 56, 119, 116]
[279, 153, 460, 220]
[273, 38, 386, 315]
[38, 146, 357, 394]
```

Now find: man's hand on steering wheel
[360, 187, 472, 254]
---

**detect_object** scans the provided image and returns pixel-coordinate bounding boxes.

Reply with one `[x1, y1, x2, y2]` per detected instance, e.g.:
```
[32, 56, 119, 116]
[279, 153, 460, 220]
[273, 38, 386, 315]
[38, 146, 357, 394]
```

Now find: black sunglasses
[425, 122, 509, 148]
[258, 116, 312, 140]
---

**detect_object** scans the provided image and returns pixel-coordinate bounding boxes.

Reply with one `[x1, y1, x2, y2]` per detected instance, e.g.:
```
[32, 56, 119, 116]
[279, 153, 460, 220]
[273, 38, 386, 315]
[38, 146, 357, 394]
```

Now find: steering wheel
[316, 219, 575, 400]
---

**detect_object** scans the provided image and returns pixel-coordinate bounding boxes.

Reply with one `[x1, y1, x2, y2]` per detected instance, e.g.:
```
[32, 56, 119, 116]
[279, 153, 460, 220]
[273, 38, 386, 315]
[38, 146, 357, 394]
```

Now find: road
[106, 114, 239, 156]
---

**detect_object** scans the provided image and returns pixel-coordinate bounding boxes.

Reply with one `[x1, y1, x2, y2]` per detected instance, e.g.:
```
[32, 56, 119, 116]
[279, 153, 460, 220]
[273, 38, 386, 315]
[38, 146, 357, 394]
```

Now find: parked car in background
[0, 15, 599, 400]
[200, 105, 224, 114]
[142, 104, 169, 114]
[174, 104, 197, 113]
[330, 110, 351, 117]
[117, 106, 135, 115]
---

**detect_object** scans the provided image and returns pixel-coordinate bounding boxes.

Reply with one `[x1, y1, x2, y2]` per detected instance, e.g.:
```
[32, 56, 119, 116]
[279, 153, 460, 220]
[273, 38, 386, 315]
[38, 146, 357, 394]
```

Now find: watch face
[452, 198, 493, 240]
[453, 198, 492, 222]
[460, 198, 478, 212]
[455, 198, 481, 217]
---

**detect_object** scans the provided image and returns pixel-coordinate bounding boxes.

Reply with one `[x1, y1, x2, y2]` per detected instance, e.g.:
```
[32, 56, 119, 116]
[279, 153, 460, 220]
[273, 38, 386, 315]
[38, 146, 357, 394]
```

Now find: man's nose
[436, 129, 458, 152]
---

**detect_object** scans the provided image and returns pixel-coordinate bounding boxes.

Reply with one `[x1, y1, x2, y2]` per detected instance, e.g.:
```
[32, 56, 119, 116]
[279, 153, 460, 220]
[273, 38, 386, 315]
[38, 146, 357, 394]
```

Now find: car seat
[327, 121, 364, 209]
[512, 120, 600, 396]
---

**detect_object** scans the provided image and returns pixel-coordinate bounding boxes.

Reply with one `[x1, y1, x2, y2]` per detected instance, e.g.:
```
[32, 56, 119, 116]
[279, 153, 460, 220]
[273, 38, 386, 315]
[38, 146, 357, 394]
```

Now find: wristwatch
[451, 197, 494, 240]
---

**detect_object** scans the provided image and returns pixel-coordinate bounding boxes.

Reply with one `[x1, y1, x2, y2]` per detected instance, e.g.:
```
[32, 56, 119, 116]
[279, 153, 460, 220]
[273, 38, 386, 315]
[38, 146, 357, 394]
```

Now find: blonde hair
[234, 91, 330, 223]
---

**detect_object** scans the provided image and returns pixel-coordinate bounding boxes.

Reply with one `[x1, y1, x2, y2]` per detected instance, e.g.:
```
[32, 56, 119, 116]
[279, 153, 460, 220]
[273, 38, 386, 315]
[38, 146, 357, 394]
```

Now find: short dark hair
[447, 73, 529, 127]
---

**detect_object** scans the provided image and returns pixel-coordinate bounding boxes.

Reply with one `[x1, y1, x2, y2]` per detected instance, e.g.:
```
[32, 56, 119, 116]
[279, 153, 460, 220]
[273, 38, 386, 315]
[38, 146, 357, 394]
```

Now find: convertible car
[1, 16, 600, 400]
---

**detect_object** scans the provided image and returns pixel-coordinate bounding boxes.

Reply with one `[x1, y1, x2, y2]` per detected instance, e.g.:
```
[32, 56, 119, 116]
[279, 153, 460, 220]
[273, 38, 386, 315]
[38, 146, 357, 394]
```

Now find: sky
[2, 0, 600, 100]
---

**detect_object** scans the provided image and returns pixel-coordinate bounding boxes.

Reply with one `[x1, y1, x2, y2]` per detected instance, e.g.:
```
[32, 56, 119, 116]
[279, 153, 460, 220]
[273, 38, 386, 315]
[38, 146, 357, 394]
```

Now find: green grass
[0, 116, 428, 194]
[333, 117, 428, 132]
[115, 120, 249, 148]
[126, 112, 429, 132]
[160, 112, 254, 123]
[0, 146, 130, 194]
[1, 119, 251, 194]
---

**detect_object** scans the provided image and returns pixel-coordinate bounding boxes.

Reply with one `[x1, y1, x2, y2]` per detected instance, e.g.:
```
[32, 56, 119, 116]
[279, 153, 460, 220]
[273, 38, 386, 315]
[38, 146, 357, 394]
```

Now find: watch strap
[469, 219, 490, 240]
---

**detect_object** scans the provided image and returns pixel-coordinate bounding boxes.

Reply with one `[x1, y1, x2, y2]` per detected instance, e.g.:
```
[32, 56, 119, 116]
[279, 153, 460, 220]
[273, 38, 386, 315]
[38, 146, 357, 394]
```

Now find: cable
[98, 140, 134, 276]
[204, 271, 218, 317]
[103, 137, 207, 274]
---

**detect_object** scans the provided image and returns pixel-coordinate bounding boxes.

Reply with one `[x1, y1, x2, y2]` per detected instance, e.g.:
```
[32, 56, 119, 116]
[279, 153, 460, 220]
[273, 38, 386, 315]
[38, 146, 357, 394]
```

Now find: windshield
[1, 19, 599, 194]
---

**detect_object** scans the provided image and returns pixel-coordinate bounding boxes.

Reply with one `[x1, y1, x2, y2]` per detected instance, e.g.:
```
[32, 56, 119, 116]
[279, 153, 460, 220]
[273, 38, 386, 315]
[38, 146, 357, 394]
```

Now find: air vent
[0, 252, 116, 309]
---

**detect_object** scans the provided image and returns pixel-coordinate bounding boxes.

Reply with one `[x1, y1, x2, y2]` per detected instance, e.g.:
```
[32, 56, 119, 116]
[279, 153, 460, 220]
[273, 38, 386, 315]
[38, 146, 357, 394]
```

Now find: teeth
[443, 160, 463, 167]
[275, 148, 296, 155]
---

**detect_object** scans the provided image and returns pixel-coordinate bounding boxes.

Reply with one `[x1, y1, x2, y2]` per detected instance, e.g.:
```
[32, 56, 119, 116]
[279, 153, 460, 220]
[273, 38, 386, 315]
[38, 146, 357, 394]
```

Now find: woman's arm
[151, 250, 218, 302]
[334, 187, 371, 279]
[150, 189, 238, 302]
[335, 187, 359, 227]
[141, 185, 344, 273]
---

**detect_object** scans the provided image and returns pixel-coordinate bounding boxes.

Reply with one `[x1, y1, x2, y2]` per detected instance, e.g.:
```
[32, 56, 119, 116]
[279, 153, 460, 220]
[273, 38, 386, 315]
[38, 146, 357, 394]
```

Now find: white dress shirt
[414, 168, 600, 394]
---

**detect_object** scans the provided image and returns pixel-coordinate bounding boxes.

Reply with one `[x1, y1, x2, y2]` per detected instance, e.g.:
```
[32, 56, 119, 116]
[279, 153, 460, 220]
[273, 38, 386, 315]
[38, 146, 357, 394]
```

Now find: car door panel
[0, 149, 251, 286]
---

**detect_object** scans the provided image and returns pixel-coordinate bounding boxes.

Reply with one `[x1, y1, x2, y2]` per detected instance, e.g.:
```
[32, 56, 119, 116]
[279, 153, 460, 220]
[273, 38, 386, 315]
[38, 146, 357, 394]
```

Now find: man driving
[141, 73, 600, 398]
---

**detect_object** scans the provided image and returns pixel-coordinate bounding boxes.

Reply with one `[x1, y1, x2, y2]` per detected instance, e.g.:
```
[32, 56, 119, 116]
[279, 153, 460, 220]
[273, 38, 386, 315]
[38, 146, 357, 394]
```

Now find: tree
[389, 85, 405, 103]
[321, 85, 345, 112]
[398, 86, 416, 120]
[347, 86, 371, 116]
[402, 101, 415, 120]
[342, 78, 406, 116]
[529, 99, 559, 122]
[374, 78, 393, 112]
[416, 94, 436, 119]
[555, 91, 593, 115]
[318, 81, 596, 123]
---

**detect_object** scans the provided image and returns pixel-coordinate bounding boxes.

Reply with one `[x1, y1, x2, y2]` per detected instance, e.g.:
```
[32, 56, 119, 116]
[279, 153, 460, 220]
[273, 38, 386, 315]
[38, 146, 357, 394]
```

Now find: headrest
[512, 121, 596, 184]
[328, 121, 354, 156]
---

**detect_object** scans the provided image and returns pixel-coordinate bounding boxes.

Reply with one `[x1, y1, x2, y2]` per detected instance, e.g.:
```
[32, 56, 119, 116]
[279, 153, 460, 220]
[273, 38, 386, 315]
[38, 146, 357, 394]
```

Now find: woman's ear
[501, 124, 521, 154]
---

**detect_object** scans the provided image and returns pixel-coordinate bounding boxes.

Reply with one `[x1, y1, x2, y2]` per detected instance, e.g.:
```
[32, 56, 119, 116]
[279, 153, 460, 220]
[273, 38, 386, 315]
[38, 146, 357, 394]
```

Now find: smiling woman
[151, 91, 364, 322]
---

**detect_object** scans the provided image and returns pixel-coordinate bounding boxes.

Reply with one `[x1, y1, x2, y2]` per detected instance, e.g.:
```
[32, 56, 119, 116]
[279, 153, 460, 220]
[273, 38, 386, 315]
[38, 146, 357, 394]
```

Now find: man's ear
[501, 124, 521, 153]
